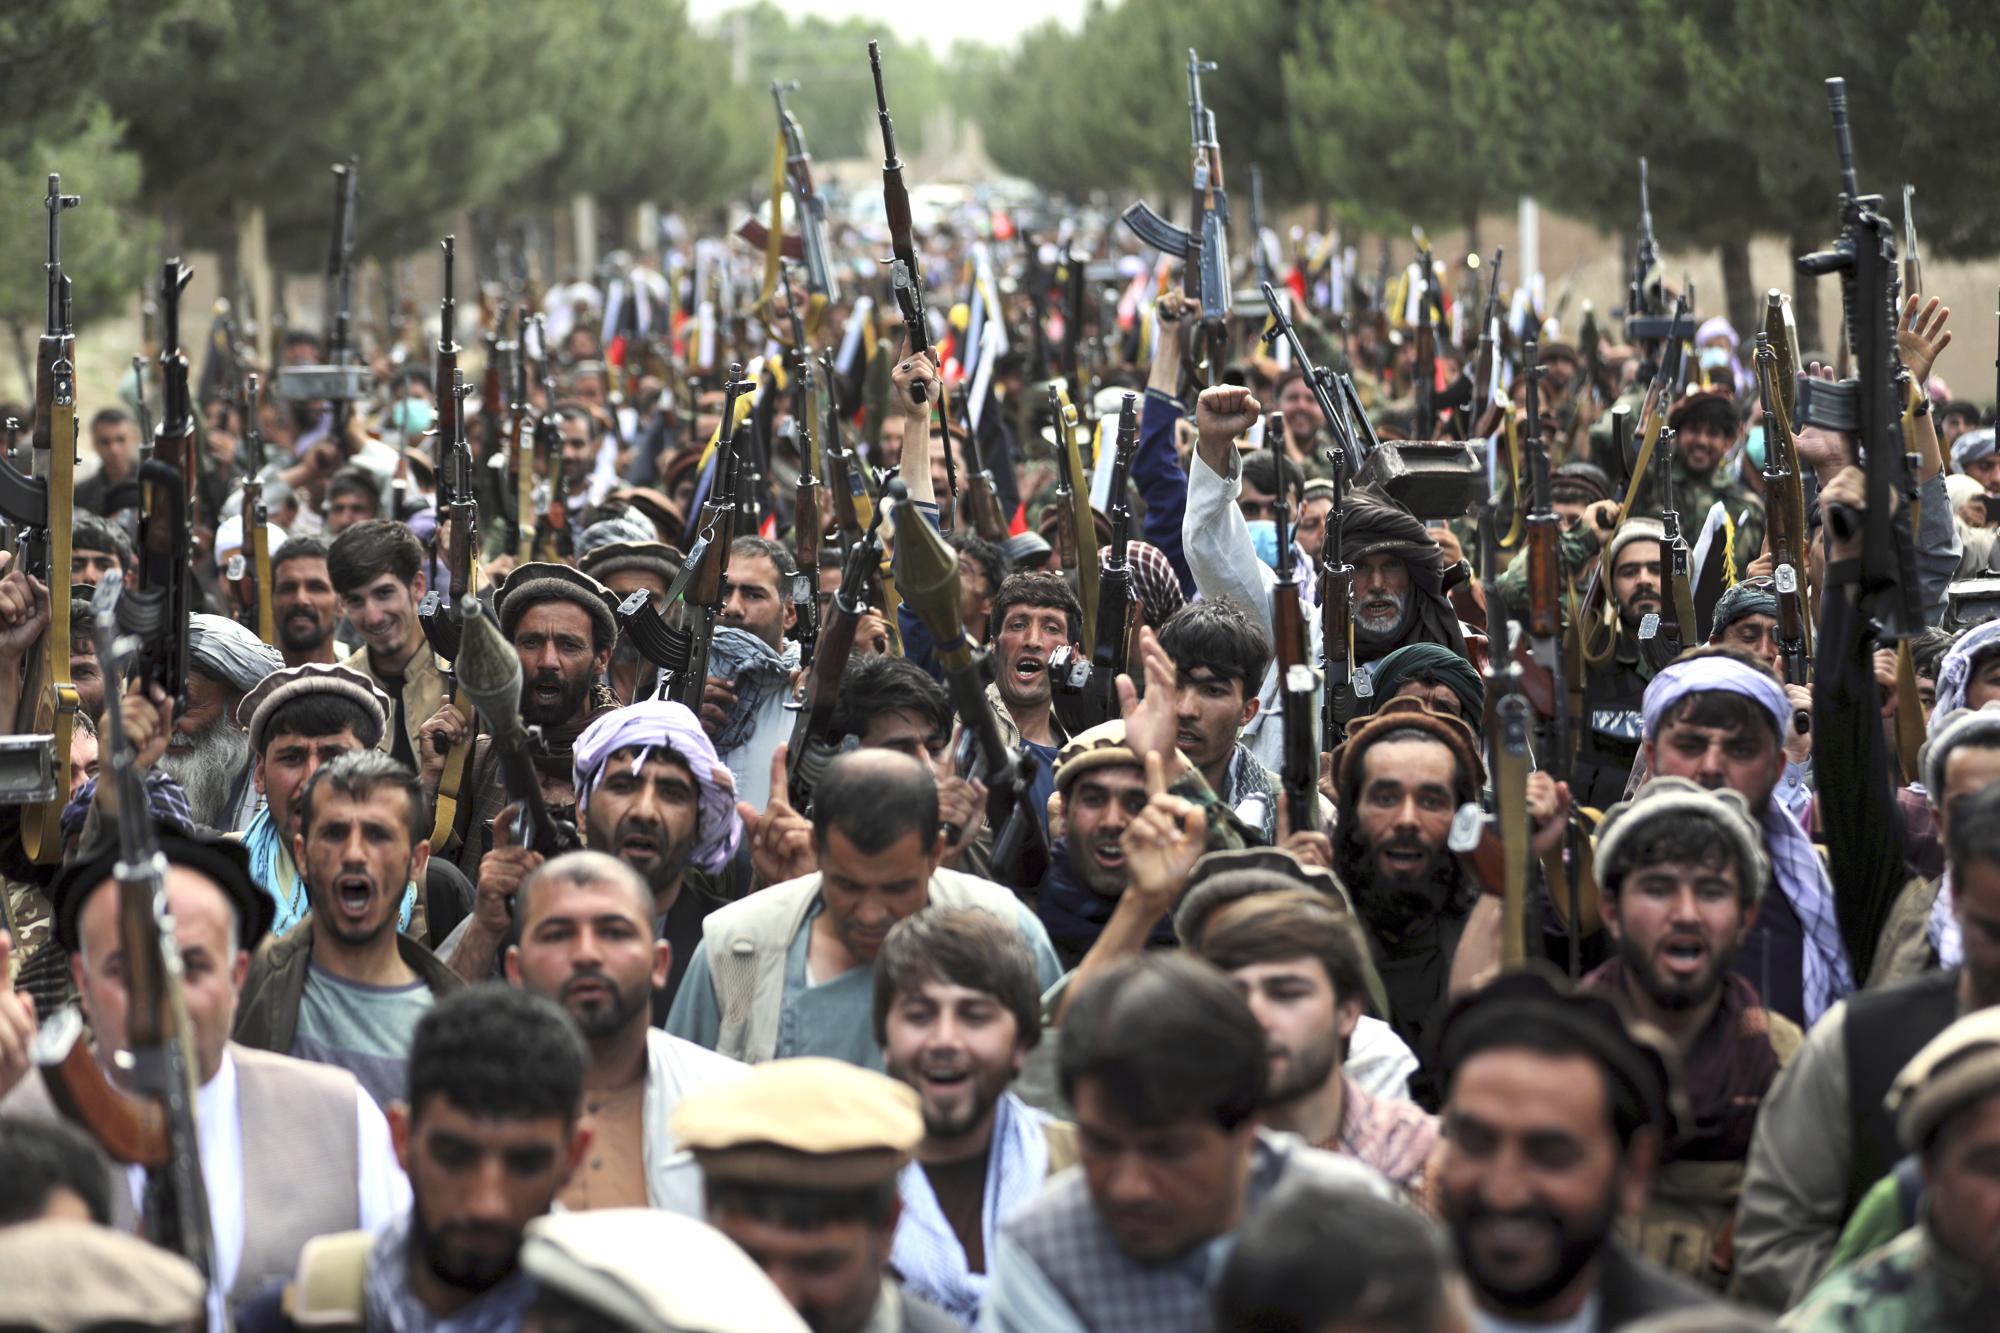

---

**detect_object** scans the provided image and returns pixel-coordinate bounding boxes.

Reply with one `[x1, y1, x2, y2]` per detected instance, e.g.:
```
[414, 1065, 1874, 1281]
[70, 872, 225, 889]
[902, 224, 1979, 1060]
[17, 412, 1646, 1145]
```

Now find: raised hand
[1195, 384, 1261, 449]
[1119, 752, 1208, 913]
[1115, 626, 1189, 784]
[1899, 295, 1952, 386]
[738, 743, 817, 888]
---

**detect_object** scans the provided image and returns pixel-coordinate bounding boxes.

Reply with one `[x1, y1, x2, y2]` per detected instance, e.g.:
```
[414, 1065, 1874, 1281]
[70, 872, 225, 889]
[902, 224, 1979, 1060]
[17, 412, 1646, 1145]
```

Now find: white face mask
[1698, 345, 1733, 371]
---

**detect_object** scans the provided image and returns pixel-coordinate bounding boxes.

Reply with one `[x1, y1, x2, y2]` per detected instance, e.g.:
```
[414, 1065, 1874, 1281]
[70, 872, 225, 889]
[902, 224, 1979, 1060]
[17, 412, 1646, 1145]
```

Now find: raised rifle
[229, 373, 275, 642]
[1646, 426, 1698, 663]
[1266, 408, 1320, 835]
[1249, 165, 1275, 289]
[1123, 49, 1231, 385]
[786, 501, 889, 811]
[1627, 156, 1667, 337]
[819, 348, 872, 551]
[1045, 385, 1099, 646]
[417, 371, 480, 851]
[1902, 184, 1922, 323]
[868, 41, 958, 516]
[1261, 281, 1363, 746]
[0, 176, 82, 845]
[773, 80, 839, 303]
[1051, 392, 1137, 731]
[668, 368, 750, 709]
[128, 260, 198, 717]
[1796, 77, 1925, 643]
[893, 482, 1051, 888]
[957, 397, 1009, 543]
[535, 355, 571, 562]
[782, 275, 824, 669]
[276, 161, 370, 427]
[31, 571, 218, 1286]
[1521, 341, 1566, 755]
[1756, 333, 1812, 684]
[1413, 230, 1439, 438]
[511, 304, 537, 565]
[454, 594, 581, 857]
[1471, 246, 1504, 433]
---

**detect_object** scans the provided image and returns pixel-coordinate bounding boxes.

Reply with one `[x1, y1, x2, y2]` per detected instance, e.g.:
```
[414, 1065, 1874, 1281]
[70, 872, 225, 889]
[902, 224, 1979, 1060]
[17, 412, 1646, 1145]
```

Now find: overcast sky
[688, 0, 1083, 56]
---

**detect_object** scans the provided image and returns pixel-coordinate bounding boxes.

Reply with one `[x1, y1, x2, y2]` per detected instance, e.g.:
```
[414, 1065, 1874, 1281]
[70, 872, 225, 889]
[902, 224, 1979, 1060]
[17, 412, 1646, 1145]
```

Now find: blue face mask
[1698, 345, 1733, 371]
[388, 397, 436, 437]
[1744, 425, 1766, 469]
[1247, 519, 1280, 570]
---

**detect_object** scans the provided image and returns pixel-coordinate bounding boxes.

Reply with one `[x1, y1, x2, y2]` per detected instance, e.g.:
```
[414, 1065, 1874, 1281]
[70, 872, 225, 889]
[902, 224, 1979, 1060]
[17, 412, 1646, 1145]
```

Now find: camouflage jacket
[1783, 1224, 2000, 1332]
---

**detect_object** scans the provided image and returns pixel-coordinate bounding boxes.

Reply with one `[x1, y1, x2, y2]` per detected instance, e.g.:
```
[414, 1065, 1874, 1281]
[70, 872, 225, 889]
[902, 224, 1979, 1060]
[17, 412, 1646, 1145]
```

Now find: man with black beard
[235, 751, 461, 1111]
[418, 563, 622, 884]
[505, 851, 743, 1211]
[1574, 519, 1667, 812]
[270, 536, 344, 667]
[875, 908, 1071, 1327]
[1329, 697, 1488, 1095]
[240, 986, 589, 1331]
[444, 699, 742, 994]
[164, 613, 285, 832]
[1579, 778, 1801, 1290]
[1434, 969, 1725, 1330]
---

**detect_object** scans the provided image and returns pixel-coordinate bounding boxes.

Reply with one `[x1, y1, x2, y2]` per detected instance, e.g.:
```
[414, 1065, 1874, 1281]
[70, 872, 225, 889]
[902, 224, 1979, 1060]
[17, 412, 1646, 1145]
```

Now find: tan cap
[1053, 719, 1140, 795]
[1890, 1009, 2000, 1152]
[670, 1057, 922, 1190]
[521, 1208, 809, 1333]
[0, 1219, 205, 1331]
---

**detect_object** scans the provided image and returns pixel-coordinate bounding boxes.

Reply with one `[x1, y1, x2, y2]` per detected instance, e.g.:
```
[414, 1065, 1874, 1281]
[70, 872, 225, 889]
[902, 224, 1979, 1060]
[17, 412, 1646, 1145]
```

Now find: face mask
[1247, 519, 1280, 570]
[388, 397, 436, 438]
[1744, 425, 1766, 470]
[1698, 345, 1733, 371]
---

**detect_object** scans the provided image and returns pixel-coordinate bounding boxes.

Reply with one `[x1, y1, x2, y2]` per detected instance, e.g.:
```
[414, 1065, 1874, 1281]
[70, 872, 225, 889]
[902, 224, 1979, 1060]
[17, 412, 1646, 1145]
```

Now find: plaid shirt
[1320, 1073, 1439, 1198]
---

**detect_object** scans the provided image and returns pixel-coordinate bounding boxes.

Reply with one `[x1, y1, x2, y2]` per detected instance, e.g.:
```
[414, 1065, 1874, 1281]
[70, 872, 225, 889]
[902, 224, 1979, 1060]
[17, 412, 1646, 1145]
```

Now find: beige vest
[1, 1043, 362, 1307]
[703, 868, 1027, 1064]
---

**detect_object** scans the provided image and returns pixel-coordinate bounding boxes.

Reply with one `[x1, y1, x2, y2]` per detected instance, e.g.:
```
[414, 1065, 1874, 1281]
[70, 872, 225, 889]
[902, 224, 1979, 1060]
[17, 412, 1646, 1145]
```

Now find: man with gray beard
[1340, 484, 1476, 676]
[164, 614, 286, 832]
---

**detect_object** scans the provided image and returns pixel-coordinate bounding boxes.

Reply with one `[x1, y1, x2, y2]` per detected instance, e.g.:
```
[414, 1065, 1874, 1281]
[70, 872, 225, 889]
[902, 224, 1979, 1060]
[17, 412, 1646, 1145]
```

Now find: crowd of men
[4, 91, 2000, 1333]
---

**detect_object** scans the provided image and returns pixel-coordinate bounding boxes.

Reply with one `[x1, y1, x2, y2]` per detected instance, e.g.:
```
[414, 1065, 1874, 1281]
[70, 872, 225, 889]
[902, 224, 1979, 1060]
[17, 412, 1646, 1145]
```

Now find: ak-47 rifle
[31, 572, 217, 1287]
[893, 482, 1051, 888]
[1756, 332, 1812, 685]
[132, 354, 153, 446]
[786, 502, 889, 811]
[454, 595, 581, 858]
[781, 275, 824, 670]
[1470, 247, 1505, 434]
[1261, 282, 1363, 746]
[1123, 49, 1231, 385]
[1903, 184, 1922, 325]
[129, 260, 197, 718]
[819, 348, 873, 552]
[418, 371, 480, 851]
[1051, 392, 1137, 732]
[229, 373, 275, 642]
[1460, 525, 1535, 972]
[276, 162, 368, 433]
[1797, 77, 1925, 644]
[534, 356, 571, 562]
[1413, 230, 1439, 438]
[1627, 156, 1667, 339]
[668, 368, 749, 709]
[1044, 385, 1099, 647]
[868, 40, 958, 518]
[0, 175, 82, 845]
[481, 314, 514, 470]
[957, 404, 1009, 543]
[510, 305, 537, 565]
[1060, 242, 1089, 401]
[1645, 426, 1698, 663]
[1267, 409, 1320, 835]
[772, 81, 838, 303]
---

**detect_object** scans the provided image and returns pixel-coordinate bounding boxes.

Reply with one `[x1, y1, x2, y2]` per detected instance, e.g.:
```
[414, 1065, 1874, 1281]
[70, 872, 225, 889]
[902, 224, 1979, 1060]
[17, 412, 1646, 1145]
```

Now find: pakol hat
[671, 1057, 922, 1191]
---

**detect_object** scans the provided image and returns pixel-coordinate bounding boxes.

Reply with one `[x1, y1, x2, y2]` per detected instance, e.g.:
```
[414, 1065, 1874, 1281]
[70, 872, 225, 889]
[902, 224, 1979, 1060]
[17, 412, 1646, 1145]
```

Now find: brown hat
[578, 540, 684, 590]
[670, 1058, 922, 1191]
[1332, 695, 1486, 793]
[235, 662, 393, 754]
[495, 561, 620, 649]
[1053, 720, 1141, 795]
[1667, 385, 1739, 432]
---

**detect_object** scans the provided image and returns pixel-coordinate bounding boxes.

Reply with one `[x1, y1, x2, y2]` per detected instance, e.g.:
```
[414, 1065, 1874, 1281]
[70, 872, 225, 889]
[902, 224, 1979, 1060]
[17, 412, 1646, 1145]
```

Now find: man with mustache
[505, 851, 744, 1211]
[1578, 778, 1800, 1289]
[242, 986, 589, 1331]
[701, 535, 805, 812]
[1434, 969, 1723, 1329]
[330, 520, 445, 772]
[983, 572, 1083, 839]
[668, 749, 1060, 1069]
[1616, 390, 1765, 579]
[418, 562, 622, 885]
[1573, 519, 1669, 813]
[270, 536, 343, 668]
[234, 750, 461, 1112]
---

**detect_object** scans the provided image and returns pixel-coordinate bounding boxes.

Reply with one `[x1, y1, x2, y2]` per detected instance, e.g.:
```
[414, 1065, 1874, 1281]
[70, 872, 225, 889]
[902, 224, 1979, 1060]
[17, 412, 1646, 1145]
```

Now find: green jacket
[234, 920, 464, 1055]
[1783, 1224, 2000, 1332]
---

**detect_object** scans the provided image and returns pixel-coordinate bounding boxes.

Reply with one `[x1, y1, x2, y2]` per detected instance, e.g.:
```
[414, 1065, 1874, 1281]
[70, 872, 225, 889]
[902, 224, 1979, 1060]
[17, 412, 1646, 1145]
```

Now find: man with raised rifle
[328, 520, 444, 773]
[700, 535, 803, 814]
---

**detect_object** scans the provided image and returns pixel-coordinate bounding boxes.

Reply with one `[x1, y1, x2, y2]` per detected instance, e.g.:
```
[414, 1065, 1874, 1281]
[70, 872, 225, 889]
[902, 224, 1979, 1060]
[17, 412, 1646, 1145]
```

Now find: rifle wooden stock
[38, 1014, 169, 1167]
[785, 529, 878, 810]
[1051, 386, 1099, 646]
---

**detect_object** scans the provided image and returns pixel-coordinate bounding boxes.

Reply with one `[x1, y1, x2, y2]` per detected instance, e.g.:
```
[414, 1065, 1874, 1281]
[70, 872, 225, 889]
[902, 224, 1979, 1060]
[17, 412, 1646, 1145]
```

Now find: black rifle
[1262, 282, 1362, 746]
[1052, 393, 1138, 731]
[1797, 77, 1925, 642]
[230, 372, 274, 643]
[773, 81, 839, 302]
[1123, 49, 1231, 385]
[127, 260, 197, 713]
[454, 595, 580, 857]
[276, 162, 370, 426]
[787, 503, 888, 811]
[1268, 409, 1319, 835]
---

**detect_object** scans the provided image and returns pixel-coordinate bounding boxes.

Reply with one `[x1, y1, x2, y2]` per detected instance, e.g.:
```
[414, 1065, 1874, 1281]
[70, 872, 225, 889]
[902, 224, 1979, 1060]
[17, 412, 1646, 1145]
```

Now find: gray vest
[1000, 1131, 1385, 1332]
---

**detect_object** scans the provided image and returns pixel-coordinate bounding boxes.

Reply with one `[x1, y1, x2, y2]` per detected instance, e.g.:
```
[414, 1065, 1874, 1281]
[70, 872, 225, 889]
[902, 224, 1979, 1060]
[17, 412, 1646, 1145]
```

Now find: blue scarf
[1037, 840, 1177, 964]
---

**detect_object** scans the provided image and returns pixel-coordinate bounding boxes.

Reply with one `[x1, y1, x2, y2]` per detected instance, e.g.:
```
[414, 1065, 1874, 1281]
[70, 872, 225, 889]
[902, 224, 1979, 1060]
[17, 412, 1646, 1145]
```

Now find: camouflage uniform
[1781, 1224, 2000, 1332]
[1588, 395, 1766, 579]
[3, 880, 50, 977]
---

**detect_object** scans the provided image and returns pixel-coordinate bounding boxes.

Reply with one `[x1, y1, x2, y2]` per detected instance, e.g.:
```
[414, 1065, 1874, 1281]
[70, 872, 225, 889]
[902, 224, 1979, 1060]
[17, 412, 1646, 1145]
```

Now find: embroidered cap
[670, 1057, 922, 1191]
